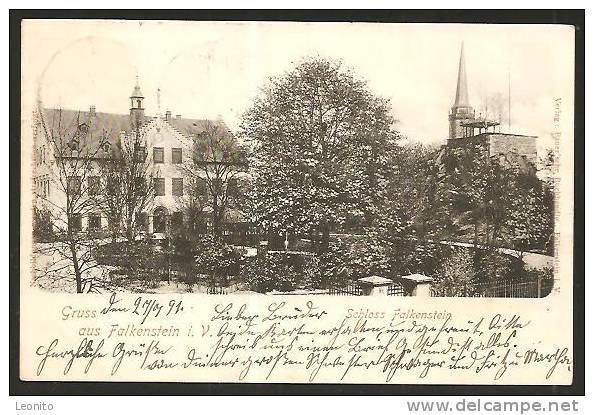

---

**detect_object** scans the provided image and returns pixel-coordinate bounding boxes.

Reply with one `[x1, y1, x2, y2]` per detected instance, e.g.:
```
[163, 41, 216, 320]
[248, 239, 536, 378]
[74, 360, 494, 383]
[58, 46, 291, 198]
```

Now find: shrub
[474, 248, 524, 282]
[525, 266, 555, 296]
[431, 249, 476, 297]
[318, 240, 351, 288]
[194, 235, 241, 286]
[241, 253, 317, 293]
[94, 241, 168, 288]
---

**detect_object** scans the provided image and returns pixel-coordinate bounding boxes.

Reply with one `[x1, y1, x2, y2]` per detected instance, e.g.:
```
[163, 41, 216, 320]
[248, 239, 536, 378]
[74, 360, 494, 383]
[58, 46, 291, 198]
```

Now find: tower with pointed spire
[130, 75, 145, 129]
[448, 43, 475, 140]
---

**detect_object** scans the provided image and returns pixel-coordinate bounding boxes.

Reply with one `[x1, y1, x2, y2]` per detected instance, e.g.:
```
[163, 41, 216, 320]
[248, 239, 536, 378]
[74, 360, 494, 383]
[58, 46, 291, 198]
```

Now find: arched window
[153, 207, 167, 233]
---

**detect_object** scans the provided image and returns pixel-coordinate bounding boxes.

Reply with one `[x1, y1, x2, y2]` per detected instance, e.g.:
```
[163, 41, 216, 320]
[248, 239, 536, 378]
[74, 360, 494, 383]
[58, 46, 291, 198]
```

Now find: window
[88, 214, 101, 231]
[172, 148, 182, 164]
[69, 214, 82, 232]
[153, 147, 164, 163]
[172, 178, 183, 196]
[67, 176, 81, 195]
[153, 207, 167, 233]
[88, 176, 101, 195]
[154, 178, 165, 196]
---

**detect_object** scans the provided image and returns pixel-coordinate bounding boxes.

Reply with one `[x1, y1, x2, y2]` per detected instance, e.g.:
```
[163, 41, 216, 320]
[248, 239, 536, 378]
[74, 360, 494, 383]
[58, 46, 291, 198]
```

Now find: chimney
[89, 105, 96, 116]
[176, 114, 181, 120]
[165, 110, 172, 121]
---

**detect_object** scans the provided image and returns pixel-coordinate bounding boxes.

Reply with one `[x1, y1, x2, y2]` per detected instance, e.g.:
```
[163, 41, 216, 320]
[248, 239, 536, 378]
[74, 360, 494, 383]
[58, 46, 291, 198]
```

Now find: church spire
[453, 42, 470, 108]
[448, 42, 474, 140]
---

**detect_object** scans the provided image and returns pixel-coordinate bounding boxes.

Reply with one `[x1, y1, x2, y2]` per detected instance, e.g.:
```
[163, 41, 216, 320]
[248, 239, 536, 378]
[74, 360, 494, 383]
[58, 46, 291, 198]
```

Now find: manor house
[33, 78, 246, 236]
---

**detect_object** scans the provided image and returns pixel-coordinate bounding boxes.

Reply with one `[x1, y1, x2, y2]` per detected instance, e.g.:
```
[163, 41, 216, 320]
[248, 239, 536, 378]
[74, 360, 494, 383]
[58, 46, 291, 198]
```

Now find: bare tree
[97, 125, 154, 244]
[119, 125, 154, 243]
[182, 121, 247, 237]
[180, 176, 208, 239]
[36, 108, 111, 293]
[99, 158, 125, 243]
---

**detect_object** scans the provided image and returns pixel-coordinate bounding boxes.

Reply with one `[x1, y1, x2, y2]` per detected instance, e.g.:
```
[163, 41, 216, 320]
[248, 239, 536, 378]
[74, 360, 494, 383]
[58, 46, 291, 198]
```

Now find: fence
[206, 285, 228, 295]
[328, 282, 363, 296]
[387, 282, 406, 296]
[472, 278, 553, 298]
[328, 278, 552, 298]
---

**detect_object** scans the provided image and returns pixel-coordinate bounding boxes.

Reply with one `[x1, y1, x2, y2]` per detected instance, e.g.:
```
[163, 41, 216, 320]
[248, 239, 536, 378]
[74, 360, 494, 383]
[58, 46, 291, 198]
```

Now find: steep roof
[38, 107, 228, 159]
[167, 117, 229, 137]
[39, 108, 132, 159]
[453, 42, 471, 109]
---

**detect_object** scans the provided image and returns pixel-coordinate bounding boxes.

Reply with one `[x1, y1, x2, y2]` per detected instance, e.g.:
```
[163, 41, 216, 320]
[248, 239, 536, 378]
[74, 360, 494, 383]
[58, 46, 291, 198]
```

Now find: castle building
[33, 78, 246, 237]
[446, 43, 538, 169]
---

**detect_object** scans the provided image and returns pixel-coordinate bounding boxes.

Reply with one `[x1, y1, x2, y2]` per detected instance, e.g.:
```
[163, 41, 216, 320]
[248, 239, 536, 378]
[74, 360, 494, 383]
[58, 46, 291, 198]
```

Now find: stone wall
[486, 133, 537, 165]
[446, 134, 489, 151]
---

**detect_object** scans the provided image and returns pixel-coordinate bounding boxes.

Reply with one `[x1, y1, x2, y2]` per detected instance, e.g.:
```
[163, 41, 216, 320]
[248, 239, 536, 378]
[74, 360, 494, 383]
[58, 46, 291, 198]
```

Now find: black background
[9, 9, 585, 396]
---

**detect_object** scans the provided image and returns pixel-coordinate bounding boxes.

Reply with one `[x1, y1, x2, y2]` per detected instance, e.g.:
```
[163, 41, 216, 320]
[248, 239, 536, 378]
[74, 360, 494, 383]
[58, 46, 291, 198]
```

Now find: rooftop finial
[131, 72, 143, 98]
[157, 87, 161, 115]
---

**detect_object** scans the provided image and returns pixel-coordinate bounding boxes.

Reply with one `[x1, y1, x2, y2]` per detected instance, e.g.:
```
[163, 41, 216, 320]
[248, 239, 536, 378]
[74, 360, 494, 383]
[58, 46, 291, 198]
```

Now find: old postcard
[19, 20, 575, 384]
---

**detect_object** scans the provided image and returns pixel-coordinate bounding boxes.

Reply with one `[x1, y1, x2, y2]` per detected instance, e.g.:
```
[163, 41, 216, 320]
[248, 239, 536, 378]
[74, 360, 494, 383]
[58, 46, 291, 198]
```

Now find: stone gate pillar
[402, 274, 434, 297]
[357, 275, 393, 296]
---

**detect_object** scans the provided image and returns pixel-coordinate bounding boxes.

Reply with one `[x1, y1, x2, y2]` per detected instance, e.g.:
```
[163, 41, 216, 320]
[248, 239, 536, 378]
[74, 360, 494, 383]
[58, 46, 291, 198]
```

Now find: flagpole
[507, 65, 511, 133]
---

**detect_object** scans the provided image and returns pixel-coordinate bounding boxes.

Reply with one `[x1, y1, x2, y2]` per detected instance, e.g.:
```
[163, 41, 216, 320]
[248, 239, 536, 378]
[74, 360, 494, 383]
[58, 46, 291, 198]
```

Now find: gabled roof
[39, 108, 132, 158]
[37, 107, 230, 159]
[167, 117, 229, 137]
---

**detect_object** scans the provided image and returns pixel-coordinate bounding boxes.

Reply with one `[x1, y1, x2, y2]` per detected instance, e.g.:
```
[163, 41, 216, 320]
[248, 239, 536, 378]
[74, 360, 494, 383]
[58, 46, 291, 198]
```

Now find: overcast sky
[22, 20, 574, 149]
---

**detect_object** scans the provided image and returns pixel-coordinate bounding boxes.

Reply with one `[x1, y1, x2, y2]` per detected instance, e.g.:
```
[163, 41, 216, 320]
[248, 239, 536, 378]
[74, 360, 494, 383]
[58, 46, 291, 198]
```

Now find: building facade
[33, 79, 246, 237]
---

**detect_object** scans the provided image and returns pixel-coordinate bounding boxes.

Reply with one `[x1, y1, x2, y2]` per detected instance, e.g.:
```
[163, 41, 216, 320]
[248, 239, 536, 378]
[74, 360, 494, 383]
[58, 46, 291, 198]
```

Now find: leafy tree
[241, 56, 400, 252]
[505, 175, 554, 253]
[385, 143, 438, 234]
[425, 141, 553, 253]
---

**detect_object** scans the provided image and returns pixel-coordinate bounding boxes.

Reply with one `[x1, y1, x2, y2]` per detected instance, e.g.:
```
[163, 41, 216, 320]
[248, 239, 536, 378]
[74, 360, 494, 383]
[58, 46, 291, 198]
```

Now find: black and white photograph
[28, 21, 561, 298]
[13, 12, 581, 390]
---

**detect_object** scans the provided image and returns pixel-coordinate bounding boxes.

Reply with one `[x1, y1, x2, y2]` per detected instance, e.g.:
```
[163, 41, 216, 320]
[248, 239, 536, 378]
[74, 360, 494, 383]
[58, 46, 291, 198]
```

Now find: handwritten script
[29, 294, 572, 383]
